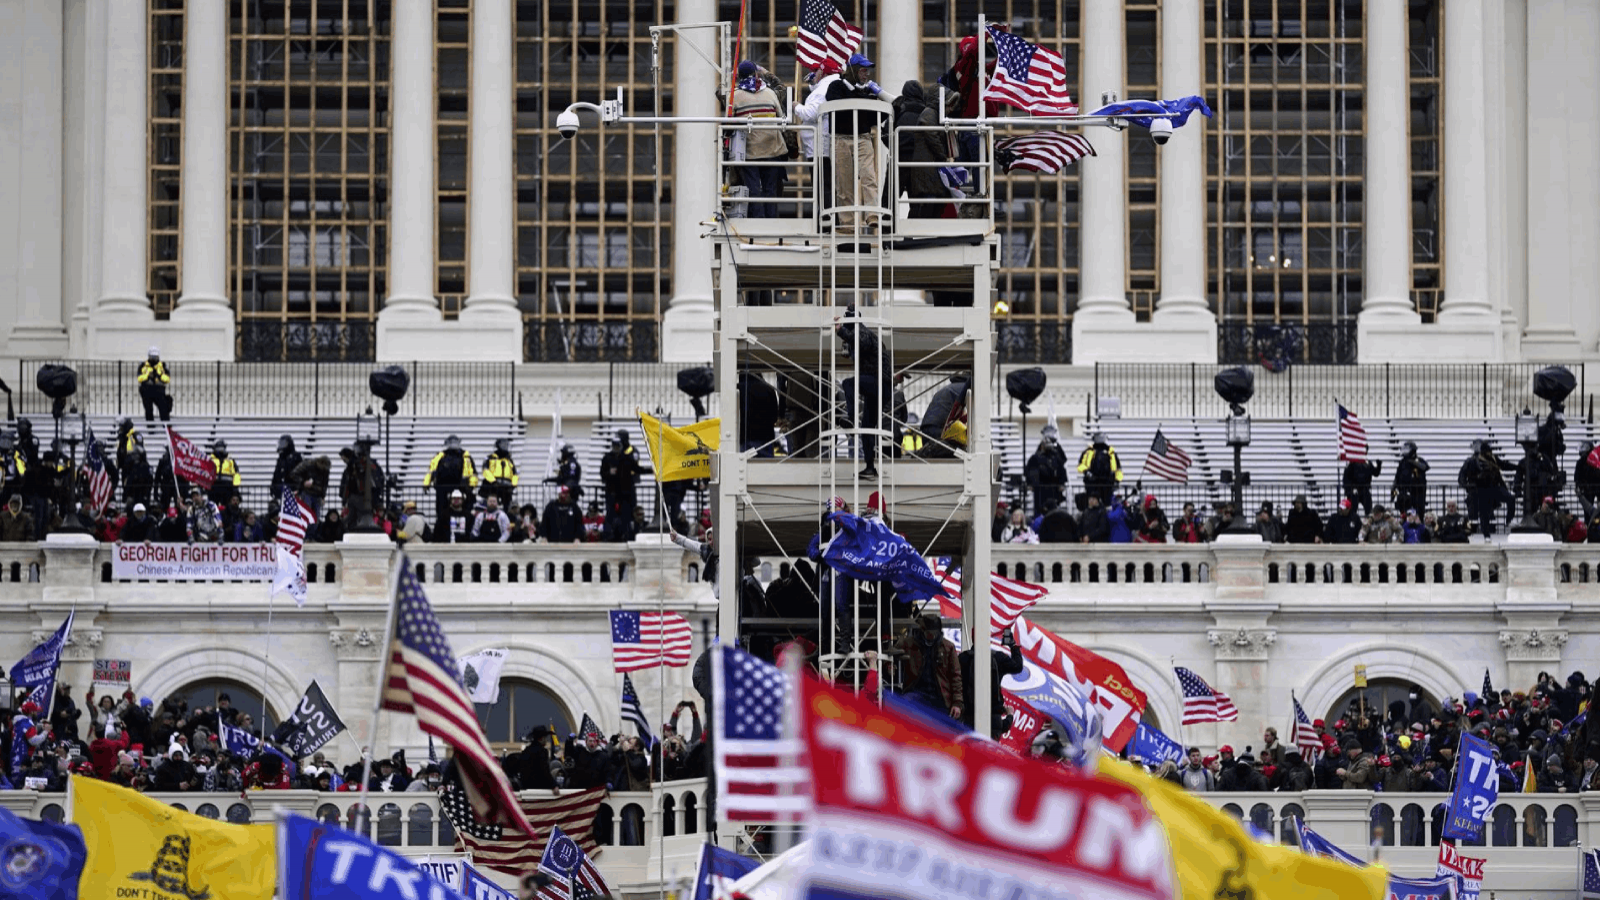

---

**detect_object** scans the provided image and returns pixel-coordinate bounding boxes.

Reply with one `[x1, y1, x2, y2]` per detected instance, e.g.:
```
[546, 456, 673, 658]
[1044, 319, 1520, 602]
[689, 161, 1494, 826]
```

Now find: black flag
[270, 679, 349, 758]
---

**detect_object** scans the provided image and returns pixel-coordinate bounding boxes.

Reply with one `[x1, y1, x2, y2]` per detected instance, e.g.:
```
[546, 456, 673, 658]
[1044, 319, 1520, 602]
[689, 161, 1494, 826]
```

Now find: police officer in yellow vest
[481, 438, 519, 509]
[0, 430, 26, 503]
[424, 435, 477, 522]
[1076, 432, 1122, 505]
[207, 440, 241, 506]
[137, 346, 173, 422]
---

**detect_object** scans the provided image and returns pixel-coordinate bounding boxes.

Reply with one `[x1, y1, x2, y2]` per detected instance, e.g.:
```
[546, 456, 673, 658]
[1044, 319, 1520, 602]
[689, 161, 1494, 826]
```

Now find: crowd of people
[1152, 670, 1599, 799]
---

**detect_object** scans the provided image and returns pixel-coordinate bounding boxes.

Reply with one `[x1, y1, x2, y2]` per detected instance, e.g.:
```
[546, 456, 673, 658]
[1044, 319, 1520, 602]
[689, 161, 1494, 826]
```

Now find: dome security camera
[1150, 117, 1174, 146]
[556, 109, 581, 140]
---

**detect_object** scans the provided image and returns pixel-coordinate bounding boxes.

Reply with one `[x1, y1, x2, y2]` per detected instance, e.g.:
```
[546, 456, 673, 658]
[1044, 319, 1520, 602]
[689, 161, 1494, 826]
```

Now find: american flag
[608, 610, 693, 672]
[381, 560, 536, 837]
[536, 824, 614, 900]
[982, 26, 1076, 116]
[995, 131, 1095, 174]
[1585, 846, 1600, 898]
[794, 0, 861, 70]
[1483, 667, 1494, 701]
[931, 560, 1048, 642]
[1175, 666, 1238, 725]
[83, 426, 112, 515]
[712, 644, 808, 822]
[275, 485, 316, 553]
[620, 674, 654, 747]
[438, 783, 608, 876]
[1336, 403, 1368, 461]
[1142, 428, 1193, 482]
[1290, 693, 1321, 758]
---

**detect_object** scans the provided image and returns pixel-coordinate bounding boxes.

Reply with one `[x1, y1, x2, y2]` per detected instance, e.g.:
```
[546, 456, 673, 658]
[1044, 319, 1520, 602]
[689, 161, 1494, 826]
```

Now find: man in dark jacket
[835, 308, 894, 479]
[918, 373, 970, 458]
[541, 486, 584, 543]
[543, 443, 583, 502]
[738, 373, 780, 457]
[1024, 429, 1069, 517]
[894, 613, 963, 720]
[515, 726, 558, 791]
[1285, 495, 1323, 543]
[1077, 494, 1109, 543]
[154, 748, 198, 792]
[1342, 457, 1382, 516]
[959, 630, 1025, 737]
[1324, 499, 1363, 544]
[1577, 441, 1600, 523]
[1392, 441, 1430, 514]
[270, 435, 303, 500]
[1435, 500, 1472, 543]
[1039, 500, 1079, 543]
[599, 430, 648, 541]
[1459, 439, 1516, 538]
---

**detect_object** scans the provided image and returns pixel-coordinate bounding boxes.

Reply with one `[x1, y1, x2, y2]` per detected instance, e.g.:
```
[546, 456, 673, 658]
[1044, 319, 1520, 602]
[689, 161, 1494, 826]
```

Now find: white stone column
[376, 0, 443, 360]
[1485, 0, 1526, 362]
[660, 7, 718, 362]
[1151, 0, 1216, 362]
[1070, 0, 1137, 363]
[459, 0, 524, 360]
[63, 0, 102, 356]
[1520, 0, 1582, 359]
[1354, 0, 1421, 360]
[169, 0, 235, 357]
[4, 0, 70, 357]
[1559, 0, 1600, 357]
[87, 0, 156, 357]
[876, 0, 920, 96]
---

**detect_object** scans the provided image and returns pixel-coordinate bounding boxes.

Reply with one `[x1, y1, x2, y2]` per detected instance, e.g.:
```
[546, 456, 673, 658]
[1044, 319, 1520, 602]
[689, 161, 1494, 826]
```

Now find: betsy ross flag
[535, 824, 614, 900]
[1336, 403, 1368, 461]
[380, 560, 535, 837]
[1143, 428, 1194, 482]
[930, 560, 1048, 642]
[439, 783, 607, 875]
[795, 0, 862, 70]
[995, 132, 1096, 174]
[1583, 846, 1600, 898]
[983, 26, 1076, 115]
[83, 426, 113, 515]
[1291, 693, 1321, 757]
[619, 674, 654, 747]
[713, 644, 808, 822]
[608, 609, 693, 672]
[1176, 666, 1238, 725]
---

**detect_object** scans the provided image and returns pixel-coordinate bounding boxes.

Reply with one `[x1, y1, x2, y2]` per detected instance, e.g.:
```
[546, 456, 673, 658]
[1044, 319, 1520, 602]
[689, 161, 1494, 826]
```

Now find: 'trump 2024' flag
[1443, 732, 1500, 842]
[10, 610, 73, 714]
[277, 811, 458, 900]
[809, 511, 951, 602]
[985, 614, 1147, 751]
[801, 674, 1173, 900]
[270, 679, 348, 758]
[165, 425, 217, 489]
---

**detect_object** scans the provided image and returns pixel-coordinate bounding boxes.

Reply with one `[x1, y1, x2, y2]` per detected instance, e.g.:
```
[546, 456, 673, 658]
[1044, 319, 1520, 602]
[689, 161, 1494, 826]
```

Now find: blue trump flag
[1443, 732, 1499, 842]
[693, 842, 759, 900]
[1387, 875, 1457, 899]
[218, 714, 297, 778]
[807, 512, 951, 602]
[1127, 722, 1185, 766]
[10, 611, 74, 712]
[277, 811, 458, 900]
[462, 860, 515, 900]
[1290, 817, 1366, 867]
[1088, 96, 1214, 129]
[0, 806, 87, 900]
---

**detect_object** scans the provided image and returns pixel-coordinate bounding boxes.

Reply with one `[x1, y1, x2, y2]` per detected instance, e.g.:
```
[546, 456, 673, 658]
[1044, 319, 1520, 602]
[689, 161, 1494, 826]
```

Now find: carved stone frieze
[1207, 627, 1278, 660]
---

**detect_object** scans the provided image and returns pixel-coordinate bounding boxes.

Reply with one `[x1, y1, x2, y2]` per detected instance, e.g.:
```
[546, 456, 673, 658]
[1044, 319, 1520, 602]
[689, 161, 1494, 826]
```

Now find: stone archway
[456, 640, 610, 734]
[1296, 642, 1465, 726]
[1087, 642, 1181, 735]
[137, 645, 302, 721]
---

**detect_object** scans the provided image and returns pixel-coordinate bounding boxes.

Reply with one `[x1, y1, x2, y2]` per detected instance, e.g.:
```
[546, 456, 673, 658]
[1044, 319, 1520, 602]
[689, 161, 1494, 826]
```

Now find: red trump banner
[165, 426, 217, 489]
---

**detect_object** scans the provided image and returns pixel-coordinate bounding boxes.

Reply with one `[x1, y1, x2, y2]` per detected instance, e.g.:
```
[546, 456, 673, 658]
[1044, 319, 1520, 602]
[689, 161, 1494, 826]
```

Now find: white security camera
[1150, 118, 1173, 146]
[556, 109, 581, 140]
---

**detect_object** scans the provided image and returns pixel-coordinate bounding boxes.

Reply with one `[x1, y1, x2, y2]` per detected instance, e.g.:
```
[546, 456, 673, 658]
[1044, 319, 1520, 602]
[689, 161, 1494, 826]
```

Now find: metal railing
[1094, 361, 1595, 420]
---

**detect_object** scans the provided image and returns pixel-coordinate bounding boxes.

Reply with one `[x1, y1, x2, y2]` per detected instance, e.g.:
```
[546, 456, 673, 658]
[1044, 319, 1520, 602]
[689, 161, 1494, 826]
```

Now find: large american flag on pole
[1142, 428, 1193, 482]
[931, 560, 1049, 642]
[275, 485, 316, 553]
[995, 131, 1095, 174]
[608, 610, 693, 672]
[1175, 666, 1239, 725]
[1336, 403, 1369, 462]
[381, 560, 536, 837]
[713, 644, 808, 823]
[439, 783, 608, 875]
[1291, 693, 1321, 758]
[795, 0, 862, 69]
[982, 26, 1077, 115]
[83, 426, 113, 515]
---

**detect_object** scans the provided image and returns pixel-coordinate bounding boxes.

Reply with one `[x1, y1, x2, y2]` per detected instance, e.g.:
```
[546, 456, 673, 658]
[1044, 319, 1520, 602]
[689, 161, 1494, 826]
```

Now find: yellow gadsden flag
[639, 412, 721, 483]
[71, 774, 275, 899]
[1097, 760, 1388, 900]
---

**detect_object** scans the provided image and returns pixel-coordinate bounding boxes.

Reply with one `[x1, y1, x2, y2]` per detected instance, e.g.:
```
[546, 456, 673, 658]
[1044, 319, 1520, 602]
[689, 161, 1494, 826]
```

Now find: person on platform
[1285, 494, 1323, 544]
[729, 61, 788, 219]
[825, 54, 889, 241]
[1323, 498, 1362, 544]
[1341, 455, 1382, 517]
[600, 430, 648, 541]
[481, 438, 519, 509]
[1076, 433, 1121, 505]
[1024, 428, 1069, 517]
[270, 435, 303, 500]
[1392, 441, 1430, 514]
[432, 490, 471, 543]
[1459, 439, 1516, 539]
[207, 441, 240, 507]
[541, 486, 584, 544]
[473, 495, 512, 543]
[894, 613, 963, 721]
[136, 346, 173, 423]
[424, 435, 477, 525]
[543, 443, 583, 502]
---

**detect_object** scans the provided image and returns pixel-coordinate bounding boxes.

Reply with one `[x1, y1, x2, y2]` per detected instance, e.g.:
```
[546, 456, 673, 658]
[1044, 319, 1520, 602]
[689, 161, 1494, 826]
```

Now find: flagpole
[1171, 656, 1188, 753]
[258, 586, 276, 746]
[163, 426, 183, 511]
[357, 552, 407, 822]
[655, 415, 669, 900]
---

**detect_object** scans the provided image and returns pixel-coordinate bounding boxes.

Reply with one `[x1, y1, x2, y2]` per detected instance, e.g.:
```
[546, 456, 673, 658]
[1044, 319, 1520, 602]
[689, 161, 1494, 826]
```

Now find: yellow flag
[639, 412, 720, 483]
[1097, 760, 1388, 900]
[71, 774, 275, 900]
[1523, 752, 1538, 793]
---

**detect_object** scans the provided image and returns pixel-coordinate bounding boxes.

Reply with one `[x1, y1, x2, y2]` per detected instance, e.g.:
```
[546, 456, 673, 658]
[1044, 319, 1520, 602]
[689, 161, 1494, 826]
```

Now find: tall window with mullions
[1204, 0, 1366, 365]
[229, 0, 392, 361]
[514, 0, 668, 363]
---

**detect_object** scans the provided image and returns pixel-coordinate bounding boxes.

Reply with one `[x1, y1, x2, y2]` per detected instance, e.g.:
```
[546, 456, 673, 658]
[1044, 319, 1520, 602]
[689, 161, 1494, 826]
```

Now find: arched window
[1323, 679, 1438, 729]
[481, 679, 574, 750]
[172, 679, 280, 734]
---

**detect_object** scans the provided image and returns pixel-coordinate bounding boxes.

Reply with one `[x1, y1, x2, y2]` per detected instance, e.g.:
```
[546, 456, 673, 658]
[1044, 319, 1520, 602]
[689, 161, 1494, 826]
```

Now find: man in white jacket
[795, 60, 842, 219]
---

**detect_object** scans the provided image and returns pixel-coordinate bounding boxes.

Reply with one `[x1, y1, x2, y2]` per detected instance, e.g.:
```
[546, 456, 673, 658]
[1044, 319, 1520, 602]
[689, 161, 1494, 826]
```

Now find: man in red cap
[1325, 497, 1363, 543]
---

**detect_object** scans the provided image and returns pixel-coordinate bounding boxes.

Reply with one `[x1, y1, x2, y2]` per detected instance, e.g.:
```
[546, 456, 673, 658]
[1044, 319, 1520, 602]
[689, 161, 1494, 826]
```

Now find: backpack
[1088, 449, 1113, 481]
[436, 452, 464, 485]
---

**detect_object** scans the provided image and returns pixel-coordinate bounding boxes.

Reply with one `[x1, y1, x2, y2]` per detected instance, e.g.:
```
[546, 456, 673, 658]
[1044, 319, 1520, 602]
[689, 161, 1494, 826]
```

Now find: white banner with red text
[111, 542, 278, 580]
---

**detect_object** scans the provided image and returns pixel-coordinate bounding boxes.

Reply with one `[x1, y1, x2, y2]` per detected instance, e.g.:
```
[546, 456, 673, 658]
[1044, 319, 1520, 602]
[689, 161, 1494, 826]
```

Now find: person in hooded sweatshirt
[1133, 494, 1169, 543]
[1106, 495, 1134, 543]
[270, 434, 304, 499]
[1285, 494, 1323, 543]
[892, 81, 949, 217]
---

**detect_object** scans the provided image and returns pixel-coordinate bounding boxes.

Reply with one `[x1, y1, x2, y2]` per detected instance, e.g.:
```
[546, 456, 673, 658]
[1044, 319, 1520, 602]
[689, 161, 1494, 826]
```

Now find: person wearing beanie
[1336, 738, 1377, 789]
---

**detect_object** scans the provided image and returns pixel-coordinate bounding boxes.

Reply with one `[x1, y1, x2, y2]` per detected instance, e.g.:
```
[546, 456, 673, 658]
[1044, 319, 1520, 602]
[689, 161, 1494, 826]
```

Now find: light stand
[1213, 367, 1257, 536]
[348, 407, 382, 533]
[1510, 366, 1574, 535]
[369, 365, 410, 522]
